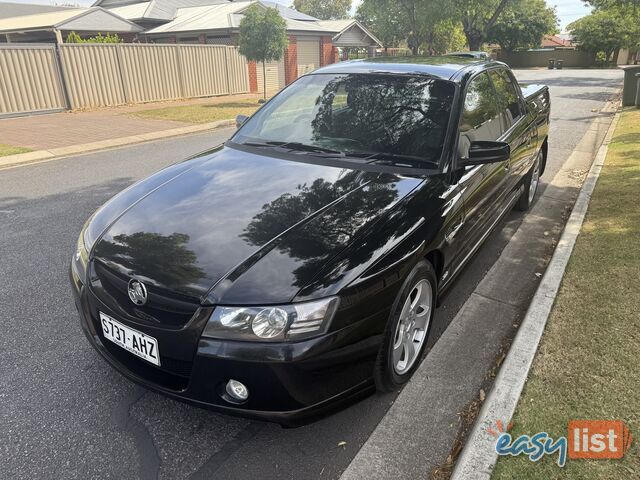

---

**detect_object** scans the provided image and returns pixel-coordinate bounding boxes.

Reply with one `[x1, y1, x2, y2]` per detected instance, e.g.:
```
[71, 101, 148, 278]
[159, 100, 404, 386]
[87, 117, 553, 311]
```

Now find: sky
[11, 0, 592, 31]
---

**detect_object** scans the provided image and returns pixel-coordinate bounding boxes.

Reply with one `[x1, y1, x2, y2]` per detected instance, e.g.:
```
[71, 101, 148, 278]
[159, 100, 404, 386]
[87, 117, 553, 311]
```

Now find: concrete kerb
[0, 119, 235, 170]
[450, 109, 621, 480]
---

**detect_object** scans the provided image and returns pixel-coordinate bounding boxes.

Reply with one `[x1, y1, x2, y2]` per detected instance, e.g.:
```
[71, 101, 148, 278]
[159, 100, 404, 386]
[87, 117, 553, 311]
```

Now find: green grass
[129, 101, 260, 124]
[0, 143, 31, 157]
[492, 108, 640, 478]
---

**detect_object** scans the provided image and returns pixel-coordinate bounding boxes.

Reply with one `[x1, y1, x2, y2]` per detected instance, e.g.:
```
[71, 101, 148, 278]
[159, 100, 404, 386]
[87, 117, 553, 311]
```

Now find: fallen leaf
[535, 272, 542, 277]
[338, 441, 347, 447]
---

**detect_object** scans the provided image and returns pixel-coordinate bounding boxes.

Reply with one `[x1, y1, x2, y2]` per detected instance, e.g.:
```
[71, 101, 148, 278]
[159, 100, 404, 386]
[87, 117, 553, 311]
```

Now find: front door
[454, 72, 509, 262]
[488, 68, 537, 194]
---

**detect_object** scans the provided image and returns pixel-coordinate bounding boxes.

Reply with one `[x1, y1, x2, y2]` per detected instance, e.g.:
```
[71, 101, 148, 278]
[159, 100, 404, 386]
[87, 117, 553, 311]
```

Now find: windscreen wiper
[241, 141, 344, 157]
[266, 141, 344, 156]
[345, 151, 440, 168]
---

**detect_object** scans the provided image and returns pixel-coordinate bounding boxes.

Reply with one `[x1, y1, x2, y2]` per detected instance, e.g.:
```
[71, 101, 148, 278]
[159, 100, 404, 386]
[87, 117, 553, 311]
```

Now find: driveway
[0, 69, 622, 480]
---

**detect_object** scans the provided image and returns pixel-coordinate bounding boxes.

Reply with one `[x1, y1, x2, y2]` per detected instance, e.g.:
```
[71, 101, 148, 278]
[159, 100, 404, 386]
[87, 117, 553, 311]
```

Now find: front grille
[93, 261, 199, 328]
[159, 356, 193, 378]
[102, 340, 191, 391]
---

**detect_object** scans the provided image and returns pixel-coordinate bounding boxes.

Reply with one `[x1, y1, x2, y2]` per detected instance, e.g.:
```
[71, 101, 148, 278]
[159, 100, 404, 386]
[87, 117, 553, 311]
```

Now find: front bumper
[70, 268, 382, 426]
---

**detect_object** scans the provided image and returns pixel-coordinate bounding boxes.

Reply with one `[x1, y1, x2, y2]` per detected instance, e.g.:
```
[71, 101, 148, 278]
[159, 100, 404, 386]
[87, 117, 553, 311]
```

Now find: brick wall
[248, 61, 258, 93]
[284, 35, 297, 85]
[319, 35, 335, 67]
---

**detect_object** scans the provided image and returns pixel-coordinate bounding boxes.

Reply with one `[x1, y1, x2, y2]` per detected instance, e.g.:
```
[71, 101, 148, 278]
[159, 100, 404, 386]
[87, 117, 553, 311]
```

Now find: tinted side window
[459, 72, 502, 156]
[489, 69, 522, 126]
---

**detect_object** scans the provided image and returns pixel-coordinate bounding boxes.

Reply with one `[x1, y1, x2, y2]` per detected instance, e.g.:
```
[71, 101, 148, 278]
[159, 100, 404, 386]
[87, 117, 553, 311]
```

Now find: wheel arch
[425, 249, 444, 285]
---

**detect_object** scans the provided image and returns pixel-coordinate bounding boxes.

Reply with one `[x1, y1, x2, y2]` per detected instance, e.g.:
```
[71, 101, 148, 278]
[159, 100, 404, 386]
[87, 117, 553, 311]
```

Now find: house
[95, 0, 236, 31]
[540, 34, 575, 49]
[98, 0, 381, 91]
[0, 1, 72, 19]
[0, 0, 381, 91]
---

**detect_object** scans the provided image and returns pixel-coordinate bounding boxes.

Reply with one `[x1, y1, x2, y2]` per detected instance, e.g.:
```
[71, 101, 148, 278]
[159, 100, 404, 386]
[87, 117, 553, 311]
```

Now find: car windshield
[232, 73, 456, 167]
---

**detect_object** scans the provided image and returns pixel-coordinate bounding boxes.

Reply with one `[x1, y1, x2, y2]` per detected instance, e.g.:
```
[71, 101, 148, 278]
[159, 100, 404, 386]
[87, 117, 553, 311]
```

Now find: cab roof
[313, 56, 504, 82]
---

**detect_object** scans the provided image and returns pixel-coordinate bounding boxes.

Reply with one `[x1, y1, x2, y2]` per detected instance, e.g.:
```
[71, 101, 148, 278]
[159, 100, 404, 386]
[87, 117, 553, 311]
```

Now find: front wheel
[374, 260, 436, 392]
[515, 150, 542, 211]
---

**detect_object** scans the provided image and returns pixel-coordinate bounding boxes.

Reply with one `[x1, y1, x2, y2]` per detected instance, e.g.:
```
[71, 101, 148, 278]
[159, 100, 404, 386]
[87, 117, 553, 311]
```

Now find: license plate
[99, 312, 160, 366]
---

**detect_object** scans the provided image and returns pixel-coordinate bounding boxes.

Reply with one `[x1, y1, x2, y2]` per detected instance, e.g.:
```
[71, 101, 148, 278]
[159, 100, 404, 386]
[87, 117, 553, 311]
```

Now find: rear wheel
[374, 260, 436, 392]
[516, 150, 542, 211]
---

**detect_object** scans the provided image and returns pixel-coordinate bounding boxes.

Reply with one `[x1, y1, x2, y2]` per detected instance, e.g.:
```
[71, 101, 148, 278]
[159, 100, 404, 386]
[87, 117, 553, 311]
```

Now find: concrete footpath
[0, 119, 234, 170]
[340, 100, 619, 480]
[0, 93, 261, 169]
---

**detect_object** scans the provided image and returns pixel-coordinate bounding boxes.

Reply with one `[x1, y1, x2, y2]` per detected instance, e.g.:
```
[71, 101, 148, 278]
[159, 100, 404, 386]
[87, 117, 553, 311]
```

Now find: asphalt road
[0, 69, 622, 480]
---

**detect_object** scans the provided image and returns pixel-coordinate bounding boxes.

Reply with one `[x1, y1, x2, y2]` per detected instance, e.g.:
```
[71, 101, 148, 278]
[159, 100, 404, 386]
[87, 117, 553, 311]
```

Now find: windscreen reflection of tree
[310, 75, 454, 161]
[242, 171, 398, 287]
[99, 232, 206, 289]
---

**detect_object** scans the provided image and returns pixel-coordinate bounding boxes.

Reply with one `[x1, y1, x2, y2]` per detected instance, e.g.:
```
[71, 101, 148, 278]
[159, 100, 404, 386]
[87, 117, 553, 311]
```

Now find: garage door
[297, 39, 320, 76]
[256, 59, 285, 94]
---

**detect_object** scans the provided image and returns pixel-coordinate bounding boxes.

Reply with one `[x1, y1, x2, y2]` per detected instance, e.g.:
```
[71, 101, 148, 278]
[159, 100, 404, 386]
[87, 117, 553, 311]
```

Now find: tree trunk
[612, 48, 620, 66]
[262, 61, 266, 100]
[468, 35, 483, 52]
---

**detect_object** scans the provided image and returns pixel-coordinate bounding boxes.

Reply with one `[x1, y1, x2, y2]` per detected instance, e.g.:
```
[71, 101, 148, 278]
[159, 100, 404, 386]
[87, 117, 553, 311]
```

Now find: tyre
[374, 260, 437, 392]
[515, 149, 543, 211]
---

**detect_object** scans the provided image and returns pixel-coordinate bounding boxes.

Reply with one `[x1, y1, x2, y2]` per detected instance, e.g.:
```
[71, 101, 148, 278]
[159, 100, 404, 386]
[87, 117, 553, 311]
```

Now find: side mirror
[236, 114, 249, 128]
[462, 141, 510, 166]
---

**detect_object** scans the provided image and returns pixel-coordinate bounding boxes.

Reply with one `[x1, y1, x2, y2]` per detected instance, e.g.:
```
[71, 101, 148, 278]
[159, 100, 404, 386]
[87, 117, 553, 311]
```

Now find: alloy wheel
[528, 154, 541, 204]
[392, 279, 432, 375]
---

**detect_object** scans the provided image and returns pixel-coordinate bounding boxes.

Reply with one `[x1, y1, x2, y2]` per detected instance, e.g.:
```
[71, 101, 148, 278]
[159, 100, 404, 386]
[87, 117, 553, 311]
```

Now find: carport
[0, 7, 142, 44]
[317, 19, 383, 58]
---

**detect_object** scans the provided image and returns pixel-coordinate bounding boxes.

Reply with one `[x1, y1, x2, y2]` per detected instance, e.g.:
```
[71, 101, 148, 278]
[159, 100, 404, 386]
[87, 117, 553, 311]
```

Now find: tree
[293, 0, 351, 20]
[568, 10, 637, 63]
[356, 0, 405, 51]
[584, 0, 640, 12]
[427, 20, 467, 54]
[85, 33, 122, 44]
[454, 0, 513, 51]
[65, 31, 82, 43]
[238, 4, 288, 99]
[581, 0, 640, 56]
[488, 0, 558, 52]
[358, 0, 458, 55]
[65, 31, 123, 43]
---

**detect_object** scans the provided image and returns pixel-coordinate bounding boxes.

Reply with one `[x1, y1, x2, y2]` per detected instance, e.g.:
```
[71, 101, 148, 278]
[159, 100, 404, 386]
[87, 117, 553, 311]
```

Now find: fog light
[225, 379, 249, 402]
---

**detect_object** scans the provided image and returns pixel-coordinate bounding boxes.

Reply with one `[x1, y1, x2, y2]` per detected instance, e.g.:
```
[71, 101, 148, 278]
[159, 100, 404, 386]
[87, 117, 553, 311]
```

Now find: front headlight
[73, 216, 95, 281]
[75, 229, 90, 268]
[201, 297, 339, 342]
